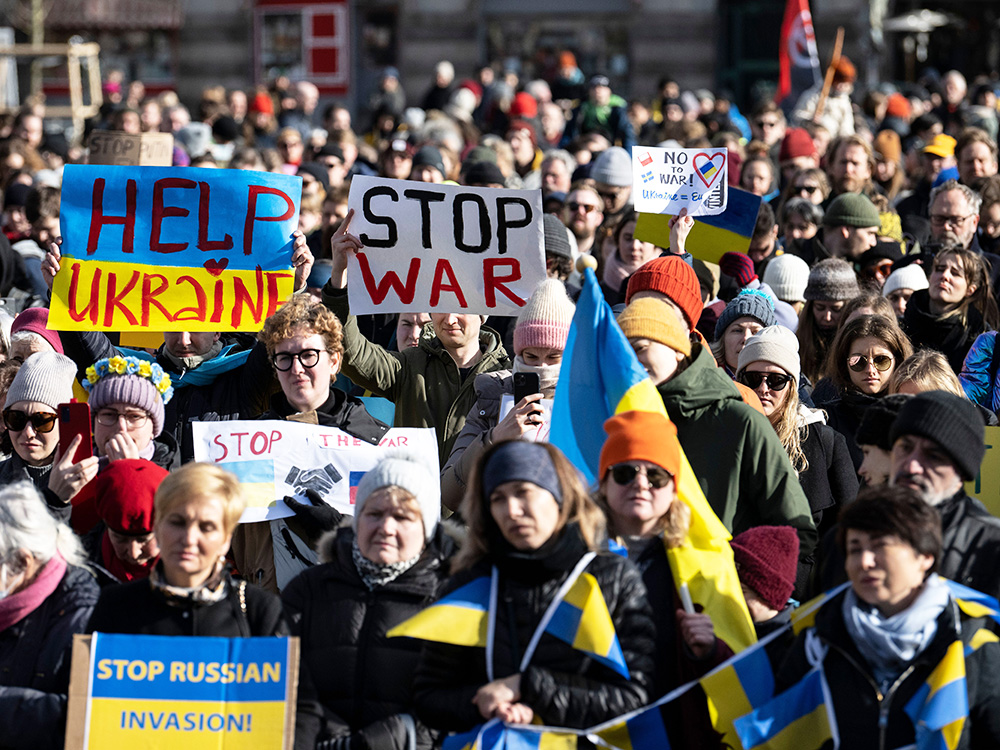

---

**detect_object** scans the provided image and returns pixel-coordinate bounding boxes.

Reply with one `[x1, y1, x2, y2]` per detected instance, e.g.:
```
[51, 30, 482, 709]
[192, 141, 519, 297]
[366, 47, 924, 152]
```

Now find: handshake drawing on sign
[285, 464, 342, 497]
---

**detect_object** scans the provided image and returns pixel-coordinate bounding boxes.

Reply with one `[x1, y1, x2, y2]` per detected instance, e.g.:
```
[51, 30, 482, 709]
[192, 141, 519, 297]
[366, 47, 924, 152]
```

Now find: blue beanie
[714, 289, 776, 340]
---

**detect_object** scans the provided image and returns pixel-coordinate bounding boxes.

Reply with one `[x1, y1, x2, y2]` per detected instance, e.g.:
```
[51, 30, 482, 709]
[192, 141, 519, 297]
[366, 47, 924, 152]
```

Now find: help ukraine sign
[65, 633, 298, 749]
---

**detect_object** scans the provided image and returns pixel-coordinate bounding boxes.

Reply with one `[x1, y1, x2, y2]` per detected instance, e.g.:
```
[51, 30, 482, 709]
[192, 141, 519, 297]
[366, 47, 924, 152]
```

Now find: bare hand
[48, 435, 99, 502]
[329, 209, 364, 289]
[491, 393, 545, 443]
[41, 238, 63, 290]
[497, 702, 534, 725]
[472, 674, 521, 720]
[668, 208, 694, 255]
[291, 230, 314, 291]
[104, 432, 141, 462]
[676, 609, 716, 660]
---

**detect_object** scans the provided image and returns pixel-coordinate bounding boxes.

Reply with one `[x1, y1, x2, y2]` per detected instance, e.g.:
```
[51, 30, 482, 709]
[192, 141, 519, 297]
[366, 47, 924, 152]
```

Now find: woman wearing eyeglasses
[903, 246, 1000, 374]
[735, 327, 857, 550]
[595, 410, 733, 747]
[0, 352, 85, 520]
[817, 315, 913, 470]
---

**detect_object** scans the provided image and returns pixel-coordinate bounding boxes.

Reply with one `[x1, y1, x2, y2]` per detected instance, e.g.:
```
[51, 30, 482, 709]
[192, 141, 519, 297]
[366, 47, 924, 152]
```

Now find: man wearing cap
[896, 134, 957, 223]
[561, 75, 635, 153]
[789, 192, 880, 266]
[888, 390, 1000, 598]
[590, 146, 633, 227]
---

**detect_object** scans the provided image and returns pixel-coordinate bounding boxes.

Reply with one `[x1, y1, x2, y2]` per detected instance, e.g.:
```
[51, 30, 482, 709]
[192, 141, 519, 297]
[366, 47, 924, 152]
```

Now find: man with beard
[888, 391, 1000, 599]
[928, 179, 1000, 296]
[561, 183, 604, 260]
[825, 135, 878, 204]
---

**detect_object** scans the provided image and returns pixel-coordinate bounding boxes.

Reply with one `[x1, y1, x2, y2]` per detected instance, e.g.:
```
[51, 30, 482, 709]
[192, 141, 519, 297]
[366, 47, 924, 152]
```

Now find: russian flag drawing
[349, 471, 366, 504]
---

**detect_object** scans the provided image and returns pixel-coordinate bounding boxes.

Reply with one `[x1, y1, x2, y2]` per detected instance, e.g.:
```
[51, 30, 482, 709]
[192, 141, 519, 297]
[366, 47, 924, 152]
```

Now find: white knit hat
[736, 325, 802, 385]
[513, 279, 576, 355]
[353, 450, 441, 541]
[4, 351, 76, 410]
[762, 254, 811, 304]
[882, 264, 929, 298]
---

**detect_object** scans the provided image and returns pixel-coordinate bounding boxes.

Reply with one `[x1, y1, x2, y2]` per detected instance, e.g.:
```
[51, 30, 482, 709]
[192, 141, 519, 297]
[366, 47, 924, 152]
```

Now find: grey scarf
[351, 537, 421, 591]
[162, 339, 224, 373]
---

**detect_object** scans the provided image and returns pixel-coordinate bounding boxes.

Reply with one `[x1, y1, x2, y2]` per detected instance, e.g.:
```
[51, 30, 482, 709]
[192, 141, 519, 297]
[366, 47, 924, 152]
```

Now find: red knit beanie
[719, 251, 757, 287]
[11, 307, 64, 354]
[730, 525, 799, 611]
[779, 127, 817, 162]
[510, 93, 538, 120]
[95, 459, 169, 534]
[624, 256, 703, 328]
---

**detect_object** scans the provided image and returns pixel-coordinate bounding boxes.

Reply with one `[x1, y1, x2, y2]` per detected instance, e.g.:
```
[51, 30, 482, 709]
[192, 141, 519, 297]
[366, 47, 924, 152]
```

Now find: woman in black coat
[283, 452, 455, 750]
[413, 441, 655, 734]
[87, 463, 286, 638]
[0, 483, 99, 750]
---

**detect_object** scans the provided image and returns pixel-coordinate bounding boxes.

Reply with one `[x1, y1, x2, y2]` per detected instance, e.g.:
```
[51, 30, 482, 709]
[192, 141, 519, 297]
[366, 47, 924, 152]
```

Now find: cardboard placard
[345, 175, 546, 316]
[192, 421, 439, 523]
[65, 633, 299, 750]
[50, 165, 301, 332]
[88, 130, 174, 167]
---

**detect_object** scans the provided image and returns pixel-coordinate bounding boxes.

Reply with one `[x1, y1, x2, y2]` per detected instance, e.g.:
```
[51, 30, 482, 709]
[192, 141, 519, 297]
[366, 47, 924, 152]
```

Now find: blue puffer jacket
[960, 330, 1000, 414]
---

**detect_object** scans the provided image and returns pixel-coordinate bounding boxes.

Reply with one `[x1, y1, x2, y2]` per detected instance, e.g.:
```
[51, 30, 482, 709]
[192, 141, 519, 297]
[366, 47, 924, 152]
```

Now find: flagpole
[813, 26, 845, 123]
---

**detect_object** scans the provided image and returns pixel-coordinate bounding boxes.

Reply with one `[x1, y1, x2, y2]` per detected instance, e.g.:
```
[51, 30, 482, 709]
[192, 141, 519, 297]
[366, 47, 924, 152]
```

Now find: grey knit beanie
[762, 254, 811, 303]
[735, 325, 801, 384]
[590, 147, 632, 187]
[4, 351, 76, 410]
[882, 265, 929, 298]
[88, 373, 165, 437]
[804, 258, 860, 302]
[715, 289, 776, 340]
[823, 193, 881, 228]
[542, 213, 573, 260]
[353, 450, 441, 541]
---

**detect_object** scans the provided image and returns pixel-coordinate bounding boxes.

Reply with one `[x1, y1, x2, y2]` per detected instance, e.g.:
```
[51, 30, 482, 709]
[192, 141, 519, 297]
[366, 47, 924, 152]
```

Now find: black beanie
[856, 394, 912, 451]
[889, 391, 986, 481]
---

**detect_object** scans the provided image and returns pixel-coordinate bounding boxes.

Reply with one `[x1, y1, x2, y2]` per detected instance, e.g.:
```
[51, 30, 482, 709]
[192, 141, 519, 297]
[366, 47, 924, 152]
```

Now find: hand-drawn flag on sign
[544, 571, 629, 678]
[904, 640, 969, 750]
[221, 459, 276, 510]
[387, 577, 490, 647]
[776, 0, 821, 109]
[733, 667, 836, 750]
[349, 471, 366, 504]
[694, 152, 724, 188]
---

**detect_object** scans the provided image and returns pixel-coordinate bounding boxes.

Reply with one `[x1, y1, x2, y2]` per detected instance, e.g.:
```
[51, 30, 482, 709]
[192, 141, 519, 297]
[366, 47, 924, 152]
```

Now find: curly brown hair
[258, 294, 344, 360]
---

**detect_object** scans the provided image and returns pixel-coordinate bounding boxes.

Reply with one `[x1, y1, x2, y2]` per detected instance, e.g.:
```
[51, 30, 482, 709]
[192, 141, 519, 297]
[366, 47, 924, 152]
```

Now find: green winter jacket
[322, 284, 511, 464]
[657, 343, 817, 557]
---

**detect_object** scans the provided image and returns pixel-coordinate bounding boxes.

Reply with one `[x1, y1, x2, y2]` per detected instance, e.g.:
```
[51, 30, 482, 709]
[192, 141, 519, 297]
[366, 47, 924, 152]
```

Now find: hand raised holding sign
[668, 207, 694, 255]
[329, 209, 364, 290]
[291, 230, 314, 291]
[41, 238, 64, 291]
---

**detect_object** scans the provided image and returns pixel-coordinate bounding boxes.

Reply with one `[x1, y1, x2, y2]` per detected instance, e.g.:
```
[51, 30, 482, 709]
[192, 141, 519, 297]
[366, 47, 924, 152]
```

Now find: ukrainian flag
[904, 640, 968, 750]
[222, 459, 276, 510]
[592, 702, 672, 750]
[549, 268, 756, 655]
[545, 571, 629, 678]
[387, 577, 490, 647]
[732, 667, 836, 750]
[789, 582, 852, 636]
[442, 720, 505, 750]
[699, 637, 776, 748]
[503, 726, 579, 750]
[942, 578, 1000, 626]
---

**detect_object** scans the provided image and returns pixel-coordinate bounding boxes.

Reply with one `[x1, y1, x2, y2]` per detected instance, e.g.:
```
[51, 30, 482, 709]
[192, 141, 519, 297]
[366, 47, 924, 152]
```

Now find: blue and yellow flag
[700, 637, 776, 748]
[942, 578, 1000, 626]
[548, 267, 756, 655]
[732, 667, 836, 750]
[545, 571, 629, 678]
[904, 640, 968, 750]
[442, 720, 505, 750]
[592, 702, 672, 750]
[387, 577, 490, 647]
[503, 726, 579, 750]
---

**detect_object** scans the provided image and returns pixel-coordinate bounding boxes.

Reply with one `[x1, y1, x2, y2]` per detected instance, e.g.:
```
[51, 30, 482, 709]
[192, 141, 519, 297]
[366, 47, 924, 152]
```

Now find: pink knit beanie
[513, 279, 575, 356]
[88, 373, 165, 437]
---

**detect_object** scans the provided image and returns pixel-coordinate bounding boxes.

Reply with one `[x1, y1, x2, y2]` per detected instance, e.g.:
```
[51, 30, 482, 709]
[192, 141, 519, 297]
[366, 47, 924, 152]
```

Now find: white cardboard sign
[632, 146, 729, 216]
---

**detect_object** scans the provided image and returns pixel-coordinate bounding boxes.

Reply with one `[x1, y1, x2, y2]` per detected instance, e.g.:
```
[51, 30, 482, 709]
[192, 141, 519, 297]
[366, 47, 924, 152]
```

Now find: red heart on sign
[692, 152, 726, 188]
[203, 258, 229, 277]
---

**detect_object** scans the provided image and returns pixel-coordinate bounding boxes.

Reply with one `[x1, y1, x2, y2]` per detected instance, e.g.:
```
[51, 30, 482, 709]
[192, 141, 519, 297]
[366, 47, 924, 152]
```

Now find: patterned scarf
[149, 559, 228, 606]
[351, 536, 421, 591]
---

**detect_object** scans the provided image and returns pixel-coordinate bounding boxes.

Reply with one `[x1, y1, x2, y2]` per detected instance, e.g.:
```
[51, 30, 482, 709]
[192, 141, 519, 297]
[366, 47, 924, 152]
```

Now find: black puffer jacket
[283, 525, 456, 750]
[86, 569, 287, 637]
[413, 526, 655, 732]
[0, 564, 99, 750]
[777, 589, 1000, 749]
[816, 387, 880, 471]
[59, 331, 278, 463]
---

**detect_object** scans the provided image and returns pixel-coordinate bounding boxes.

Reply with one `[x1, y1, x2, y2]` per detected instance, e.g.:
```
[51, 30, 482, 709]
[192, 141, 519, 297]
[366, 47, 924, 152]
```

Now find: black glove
[284, 490, 343, 548]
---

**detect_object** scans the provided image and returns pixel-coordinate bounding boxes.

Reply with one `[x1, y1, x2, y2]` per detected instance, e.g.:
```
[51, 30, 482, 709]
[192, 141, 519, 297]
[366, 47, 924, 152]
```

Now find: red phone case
[58, 401, 93, 464]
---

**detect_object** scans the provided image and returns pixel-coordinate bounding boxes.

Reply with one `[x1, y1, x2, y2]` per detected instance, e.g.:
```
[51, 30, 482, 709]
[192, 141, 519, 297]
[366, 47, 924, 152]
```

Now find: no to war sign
[65, 633, 299, 749]
[50, 165, 302, 332]
[192, 420, 439, 523]
[632, 146, 729, 217]
[346, 175, 546, 316]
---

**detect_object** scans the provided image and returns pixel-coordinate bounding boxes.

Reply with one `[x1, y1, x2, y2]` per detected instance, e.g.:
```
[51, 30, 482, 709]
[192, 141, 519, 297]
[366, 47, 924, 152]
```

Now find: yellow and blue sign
[82, 633, 296, 749]
[51, 165, 301, 332]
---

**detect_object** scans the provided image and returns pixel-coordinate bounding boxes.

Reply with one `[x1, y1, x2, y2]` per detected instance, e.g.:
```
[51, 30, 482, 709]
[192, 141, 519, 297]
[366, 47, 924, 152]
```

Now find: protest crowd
[7, 22, 1000, 750]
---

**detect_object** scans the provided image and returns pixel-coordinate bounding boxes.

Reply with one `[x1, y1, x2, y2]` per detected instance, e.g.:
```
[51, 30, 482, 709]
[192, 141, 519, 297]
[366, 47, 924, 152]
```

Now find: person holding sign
[412, 441, 654, 731]
[87, 462, 287, 637]
[324, 209, 510, 464]
[0, 483, 98, 750]
[283, 451, 455, 750]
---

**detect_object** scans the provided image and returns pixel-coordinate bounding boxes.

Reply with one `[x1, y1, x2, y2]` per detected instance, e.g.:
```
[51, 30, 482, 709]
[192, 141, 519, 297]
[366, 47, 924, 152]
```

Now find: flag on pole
[733, 667, 837, 750]
[776, 0, 821, 110]
[544, 571, 630, 678]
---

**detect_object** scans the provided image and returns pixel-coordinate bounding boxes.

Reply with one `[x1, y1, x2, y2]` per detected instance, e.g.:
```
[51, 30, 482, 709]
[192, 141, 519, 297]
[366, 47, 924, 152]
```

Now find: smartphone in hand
[513, 372, 541, 403]
[58, 400, 93, 464]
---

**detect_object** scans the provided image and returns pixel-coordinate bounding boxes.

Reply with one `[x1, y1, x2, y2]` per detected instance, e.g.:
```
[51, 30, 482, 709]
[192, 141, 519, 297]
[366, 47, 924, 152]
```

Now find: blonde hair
[888, 349, 964, 396]
[154, 463, 245, 537]
[768, 380, 809, 475]
[452, 442, 606, 573]
[594, 483, 691, 549]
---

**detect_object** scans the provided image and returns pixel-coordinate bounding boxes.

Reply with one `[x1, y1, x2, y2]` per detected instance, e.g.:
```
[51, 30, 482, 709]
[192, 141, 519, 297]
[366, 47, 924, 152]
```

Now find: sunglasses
[848, 354, 894, 372]
[567, 201, 599, 214]
[3, 409, 58, 433]
[609, 463, 673, 489]
[795, 184, 821, 195]
[739, 371, 794, 391]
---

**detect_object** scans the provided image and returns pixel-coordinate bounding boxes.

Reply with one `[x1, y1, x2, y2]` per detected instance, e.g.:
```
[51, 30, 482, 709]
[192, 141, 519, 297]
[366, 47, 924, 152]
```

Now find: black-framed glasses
[929, 214, 972, 228]
[609, 463, 673, 489]
[848, 353, 894, 372]
[272, 348, 324, 371]
[739, 371, 794, 391]
[95, 410, 149, 428]
[2, 409, 57, 433]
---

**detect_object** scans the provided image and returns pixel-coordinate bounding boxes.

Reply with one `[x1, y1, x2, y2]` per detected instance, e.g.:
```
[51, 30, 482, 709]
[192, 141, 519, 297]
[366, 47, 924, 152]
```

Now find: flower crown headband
[83, 355, 175, 405]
